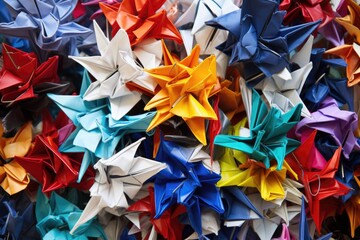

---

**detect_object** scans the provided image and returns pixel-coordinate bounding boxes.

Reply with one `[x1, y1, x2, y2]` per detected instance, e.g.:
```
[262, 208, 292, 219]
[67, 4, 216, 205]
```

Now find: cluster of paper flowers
[1, 0, 360, 239]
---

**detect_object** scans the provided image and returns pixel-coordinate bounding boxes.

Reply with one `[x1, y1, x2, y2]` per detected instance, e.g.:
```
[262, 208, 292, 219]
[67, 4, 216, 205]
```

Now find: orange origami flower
[336, 0, 360, 44]
[100, 0, 183, 46]
[326, 43, 360, 87]
[144, 42, 220, 145]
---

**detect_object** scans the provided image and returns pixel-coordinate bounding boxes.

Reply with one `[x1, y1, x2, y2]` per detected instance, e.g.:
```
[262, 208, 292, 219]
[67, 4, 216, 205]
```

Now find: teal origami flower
[35, 188, 106, 240]
[48, 70, 155, 182]
[214, 89, 302, 169]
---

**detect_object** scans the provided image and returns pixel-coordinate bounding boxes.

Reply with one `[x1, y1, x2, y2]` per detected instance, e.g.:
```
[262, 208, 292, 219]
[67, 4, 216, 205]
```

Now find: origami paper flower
[127, 187, 186, 240]
[0, 0, 92, 59]
[0, 192, 39, 240]
[154, 139, 224, 237]
[0, 44, 70, 133]
[35, 188, 106, 240]
[144, 42, 220, 145]
[221, 186, 262, 227]
[295, 97, 359, 159]
[15, 131, 95, 193]
[15, 110, 94, 193]
[215, 89, 302, 170]
[100, 0, 182, 46]
[0, 43, 59, 104]
[48, 70, 156, 181]
[70, 21, 157, 120]
[326, 43, 360, 87]
[206, 0, 319, 77]
[217, 145, 298, 201]
[286, 132, 350, 232]
[70, 137, 166, 233]
[279, 0, 335, 29]
[335, 0, 360, 44]
[0, 122, 31, 195]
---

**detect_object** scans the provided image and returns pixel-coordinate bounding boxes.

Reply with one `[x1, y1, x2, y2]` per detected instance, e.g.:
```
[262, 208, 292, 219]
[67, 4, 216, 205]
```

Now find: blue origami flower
[206, 0, 319, 77]
[0, 0, 92, 59]
[154, 138, 224, 237]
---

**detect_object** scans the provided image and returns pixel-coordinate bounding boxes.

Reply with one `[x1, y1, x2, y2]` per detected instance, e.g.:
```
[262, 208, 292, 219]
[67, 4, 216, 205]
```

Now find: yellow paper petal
[185, 117, 206, 145]
[0, 161, 29, 195]
[2, 122, 32, 159]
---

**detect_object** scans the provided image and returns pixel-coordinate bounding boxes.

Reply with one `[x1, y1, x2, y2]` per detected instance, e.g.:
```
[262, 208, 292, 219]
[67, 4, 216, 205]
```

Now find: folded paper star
[326, 43, 360, 87]
[0, 122, 31, 195]
[295, 97, 359, 159]
[0, 0, 92, 59]
[127, 187, 186, 240]
[100, 0, 182, 46]
[286, 132, 350, 232]
[70, 21, 157, 120]
[70, 137, 166, 233]
[215, 89, 302, 170]
[35, 188, 106, 239]
[206, 0, 319, 77]
[0, 192, 39, 239]
[144, 42, 220, 145]
[154, 138, 224, 237]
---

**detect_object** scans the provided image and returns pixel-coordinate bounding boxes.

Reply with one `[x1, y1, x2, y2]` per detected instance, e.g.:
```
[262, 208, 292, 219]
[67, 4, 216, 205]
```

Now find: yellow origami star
[144, 41, 220, 145]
